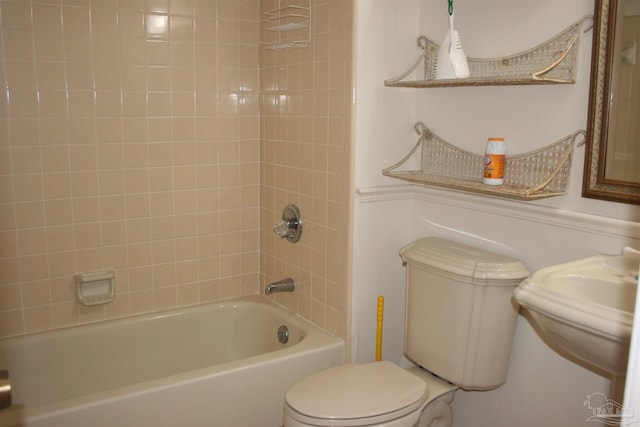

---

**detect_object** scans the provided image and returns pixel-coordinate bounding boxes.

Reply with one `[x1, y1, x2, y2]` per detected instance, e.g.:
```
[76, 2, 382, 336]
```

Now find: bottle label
[484, 154, 505, 179]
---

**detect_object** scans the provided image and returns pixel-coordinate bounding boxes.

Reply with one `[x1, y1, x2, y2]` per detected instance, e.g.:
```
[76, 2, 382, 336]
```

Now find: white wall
[353, 0, 640, 426]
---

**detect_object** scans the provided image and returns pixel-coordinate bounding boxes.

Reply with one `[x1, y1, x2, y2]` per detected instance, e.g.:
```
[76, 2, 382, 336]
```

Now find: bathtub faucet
[265, 278, 295, 295]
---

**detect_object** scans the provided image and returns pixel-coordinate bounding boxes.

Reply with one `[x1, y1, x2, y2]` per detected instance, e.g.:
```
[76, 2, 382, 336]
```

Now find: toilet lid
[285, 361, 428, 422]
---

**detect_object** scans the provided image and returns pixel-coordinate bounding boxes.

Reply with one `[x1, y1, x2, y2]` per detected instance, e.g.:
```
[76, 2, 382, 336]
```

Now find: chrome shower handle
[274, 219, 293, 238]
[273, 204, 303, 243]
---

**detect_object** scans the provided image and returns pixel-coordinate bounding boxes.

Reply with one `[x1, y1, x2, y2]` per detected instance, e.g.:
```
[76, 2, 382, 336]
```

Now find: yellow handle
[376, 295, 384, 361]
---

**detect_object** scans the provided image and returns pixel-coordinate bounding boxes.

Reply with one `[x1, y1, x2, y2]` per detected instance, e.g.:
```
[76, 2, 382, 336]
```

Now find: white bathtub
[0, 295, 344, 427]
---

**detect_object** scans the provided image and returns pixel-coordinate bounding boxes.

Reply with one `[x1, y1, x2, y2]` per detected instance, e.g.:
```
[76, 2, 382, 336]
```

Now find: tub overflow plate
[277, 325, 289, 344]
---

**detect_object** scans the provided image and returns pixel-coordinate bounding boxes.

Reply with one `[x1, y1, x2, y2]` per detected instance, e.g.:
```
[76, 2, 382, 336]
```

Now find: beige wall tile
[72, 200, 100, 225]
[2, 3, 33, 31]
[0, 257, 20, 287]
[101, 220, 127, 245]
[67, 90, 95, 116]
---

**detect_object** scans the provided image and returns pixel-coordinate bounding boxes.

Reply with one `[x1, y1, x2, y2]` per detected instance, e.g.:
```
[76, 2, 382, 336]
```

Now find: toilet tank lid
[400, 237, 529, 282]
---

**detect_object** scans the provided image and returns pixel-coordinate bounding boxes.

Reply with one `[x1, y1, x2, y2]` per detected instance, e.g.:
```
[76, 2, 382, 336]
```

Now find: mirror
[584, 0, 640, 204]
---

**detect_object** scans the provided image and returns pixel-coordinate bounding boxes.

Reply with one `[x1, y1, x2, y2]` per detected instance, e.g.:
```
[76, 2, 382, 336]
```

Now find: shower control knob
[273, 204, 302, 243]
[274, 220, 291, 238]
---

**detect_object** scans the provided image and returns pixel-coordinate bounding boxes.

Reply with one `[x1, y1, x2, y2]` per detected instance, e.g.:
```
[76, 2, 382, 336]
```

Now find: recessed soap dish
[74, 270, 115, 306]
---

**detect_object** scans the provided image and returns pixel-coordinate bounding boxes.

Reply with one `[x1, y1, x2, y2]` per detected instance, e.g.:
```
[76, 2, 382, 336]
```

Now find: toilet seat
[284, 361, 428, 426]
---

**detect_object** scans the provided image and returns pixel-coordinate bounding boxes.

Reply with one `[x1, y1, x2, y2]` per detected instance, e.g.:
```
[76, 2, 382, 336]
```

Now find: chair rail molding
[356, 184, 640, 240]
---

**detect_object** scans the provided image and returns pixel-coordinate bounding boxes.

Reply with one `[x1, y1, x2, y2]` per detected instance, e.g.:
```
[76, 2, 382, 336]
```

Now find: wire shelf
[383, 122, 586, 200]
[261, 1, 311, 50]
[385, 16, 593, 88]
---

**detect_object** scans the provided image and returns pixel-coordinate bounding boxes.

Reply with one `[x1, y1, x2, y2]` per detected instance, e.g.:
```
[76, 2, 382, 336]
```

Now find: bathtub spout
[0, 370, 11, 410]
[265, 278, 295, 295]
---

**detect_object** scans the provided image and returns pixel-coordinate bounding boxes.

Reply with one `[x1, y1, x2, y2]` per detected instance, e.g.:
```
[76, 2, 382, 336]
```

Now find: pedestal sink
[513, 248, 638, 379]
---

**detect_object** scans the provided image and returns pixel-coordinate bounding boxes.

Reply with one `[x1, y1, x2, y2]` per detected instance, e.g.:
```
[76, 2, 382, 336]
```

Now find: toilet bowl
[284, 237, 530, 427]
[283, 361, 456, 427]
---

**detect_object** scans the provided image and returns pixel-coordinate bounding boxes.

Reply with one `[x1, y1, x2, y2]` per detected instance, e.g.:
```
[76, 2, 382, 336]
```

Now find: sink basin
[513, 248, 638, 377]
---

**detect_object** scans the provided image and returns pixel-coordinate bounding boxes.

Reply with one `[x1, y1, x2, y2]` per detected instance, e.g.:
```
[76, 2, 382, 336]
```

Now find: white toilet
[284, 237, 529, 427]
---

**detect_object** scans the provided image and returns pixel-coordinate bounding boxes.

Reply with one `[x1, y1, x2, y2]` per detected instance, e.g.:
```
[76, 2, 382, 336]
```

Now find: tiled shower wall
[0, 0, 263, 337]
[260, 0, 353, 341]
[0, 0, 354, 342]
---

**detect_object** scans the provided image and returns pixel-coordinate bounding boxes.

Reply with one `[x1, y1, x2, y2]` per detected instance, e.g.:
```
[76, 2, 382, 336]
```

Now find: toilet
[284, 237, 529, 427]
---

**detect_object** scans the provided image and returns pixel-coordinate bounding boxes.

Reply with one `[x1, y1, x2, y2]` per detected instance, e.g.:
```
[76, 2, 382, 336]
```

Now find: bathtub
[0, 295, 344, 427]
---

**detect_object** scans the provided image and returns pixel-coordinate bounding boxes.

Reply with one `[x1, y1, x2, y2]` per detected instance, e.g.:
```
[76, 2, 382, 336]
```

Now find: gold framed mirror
[584, 0, 640, 204]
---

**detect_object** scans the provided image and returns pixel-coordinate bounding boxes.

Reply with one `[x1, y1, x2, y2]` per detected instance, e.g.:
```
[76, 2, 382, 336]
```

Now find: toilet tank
[399, 237, 529, 391]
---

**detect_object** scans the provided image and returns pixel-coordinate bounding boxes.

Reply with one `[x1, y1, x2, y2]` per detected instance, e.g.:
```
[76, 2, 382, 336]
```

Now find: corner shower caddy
[385, 15, 593, 87]
[383, 122, 586, 201]
[261, 0, 311, 50]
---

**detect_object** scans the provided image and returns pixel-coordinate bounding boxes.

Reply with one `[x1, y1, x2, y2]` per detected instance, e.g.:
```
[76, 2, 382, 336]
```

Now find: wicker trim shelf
[383, 122, 586, 201]
[385, 16, 592, 88]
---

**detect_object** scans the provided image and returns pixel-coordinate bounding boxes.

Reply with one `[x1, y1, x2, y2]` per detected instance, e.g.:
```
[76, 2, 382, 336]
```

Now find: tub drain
[277, 325, 289, 344]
